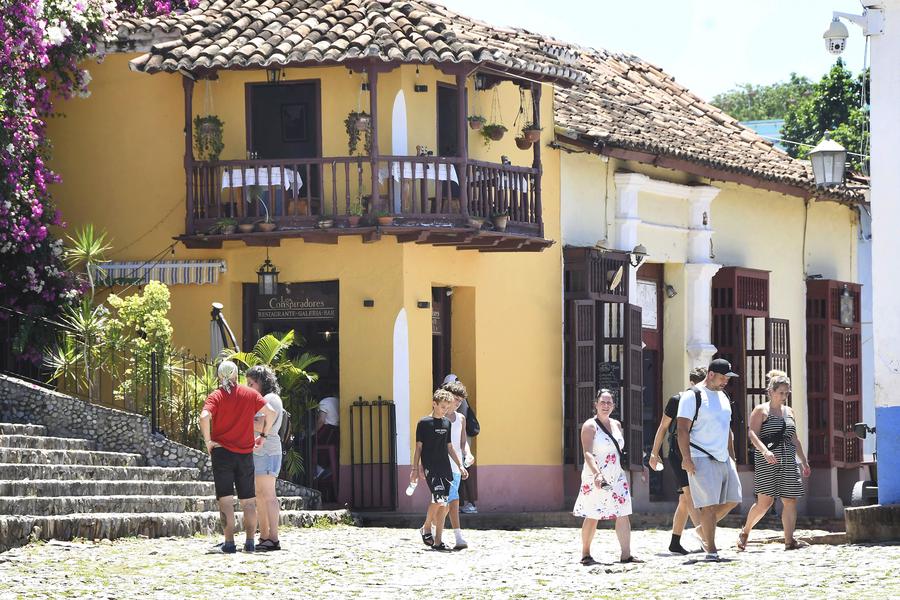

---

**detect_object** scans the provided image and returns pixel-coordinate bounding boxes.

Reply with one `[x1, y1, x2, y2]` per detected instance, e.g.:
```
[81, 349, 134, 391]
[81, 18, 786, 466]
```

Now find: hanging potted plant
[522, 122, 542, 143]
[345, 111, 373, 155]
[481, 123, 507, 144]
[515, 137, 532, 150]
[467, 115, 486, 130]
[193, 115, 225, 161]
[491, 207, 509, 232]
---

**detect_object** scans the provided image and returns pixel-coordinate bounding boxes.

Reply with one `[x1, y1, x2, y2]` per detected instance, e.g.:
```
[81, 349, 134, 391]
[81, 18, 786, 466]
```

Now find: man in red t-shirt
[200, 360, 276, 553]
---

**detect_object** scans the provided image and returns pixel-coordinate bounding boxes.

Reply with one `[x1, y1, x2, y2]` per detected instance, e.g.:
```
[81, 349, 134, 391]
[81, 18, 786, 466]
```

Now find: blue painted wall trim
[876, 405, 900, 505]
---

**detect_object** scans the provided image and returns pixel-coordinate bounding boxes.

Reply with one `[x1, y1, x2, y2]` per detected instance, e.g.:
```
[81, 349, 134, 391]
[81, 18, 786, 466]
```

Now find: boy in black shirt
[410, 389, 468, 551]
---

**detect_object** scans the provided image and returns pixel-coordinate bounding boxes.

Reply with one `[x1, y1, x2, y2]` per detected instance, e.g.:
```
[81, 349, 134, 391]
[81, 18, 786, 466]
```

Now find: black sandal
[619, 556, 644, 563]
[580, 555, 599, 566]
[431, 542, 452, 551]
[420, 529, 434, 547]
[257, 539, 281, 552]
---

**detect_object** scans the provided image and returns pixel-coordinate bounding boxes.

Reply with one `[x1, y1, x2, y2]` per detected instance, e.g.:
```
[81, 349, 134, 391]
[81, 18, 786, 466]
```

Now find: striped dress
[753, 413, 804, 498]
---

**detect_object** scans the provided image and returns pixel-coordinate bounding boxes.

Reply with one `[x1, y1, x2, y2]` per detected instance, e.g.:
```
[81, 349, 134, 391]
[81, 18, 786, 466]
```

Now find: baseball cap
[442, 373, 459, 385]
[708, 358, 739, 378]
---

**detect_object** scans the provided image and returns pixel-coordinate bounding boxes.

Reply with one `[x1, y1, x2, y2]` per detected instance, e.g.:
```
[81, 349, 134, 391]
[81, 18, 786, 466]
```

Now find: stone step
[0, 463, 198, 482]
[0, 509, 351, 552]
[0, 434, 95, 451]
[0, 479, 215, 497]
[0, 448, 144, 467]
[0, 494, 308, 516]
[0, 423, 47, 436]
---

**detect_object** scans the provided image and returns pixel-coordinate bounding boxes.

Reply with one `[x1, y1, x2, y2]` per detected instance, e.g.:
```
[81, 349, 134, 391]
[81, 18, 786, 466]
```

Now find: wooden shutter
[624, 303, 643, 470]
[806, 280, 862, 468]
[564, 299, 596, 467]
[712, 267, 771, 464]
[766, 318, 791, 404]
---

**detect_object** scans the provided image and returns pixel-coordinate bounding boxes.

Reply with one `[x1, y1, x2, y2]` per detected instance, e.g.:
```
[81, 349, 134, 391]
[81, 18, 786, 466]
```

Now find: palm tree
[64, 224, 112, 300]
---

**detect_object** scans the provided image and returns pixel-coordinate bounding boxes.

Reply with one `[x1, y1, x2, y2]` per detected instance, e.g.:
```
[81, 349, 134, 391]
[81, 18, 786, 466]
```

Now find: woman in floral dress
[573, 389, 641, 565]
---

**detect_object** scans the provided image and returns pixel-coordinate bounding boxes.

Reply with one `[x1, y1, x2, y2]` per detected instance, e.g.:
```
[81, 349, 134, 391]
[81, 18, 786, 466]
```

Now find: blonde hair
[766, 369, 791, 392]
[432, 388, 455, 405]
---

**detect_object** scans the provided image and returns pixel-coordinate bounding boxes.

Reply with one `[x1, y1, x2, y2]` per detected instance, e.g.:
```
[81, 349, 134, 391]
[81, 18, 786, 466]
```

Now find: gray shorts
[687, 456, 742, 509]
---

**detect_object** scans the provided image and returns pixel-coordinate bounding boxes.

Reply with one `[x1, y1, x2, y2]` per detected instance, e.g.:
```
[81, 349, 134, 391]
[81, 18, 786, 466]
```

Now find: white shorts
[687, 456, 742, 509]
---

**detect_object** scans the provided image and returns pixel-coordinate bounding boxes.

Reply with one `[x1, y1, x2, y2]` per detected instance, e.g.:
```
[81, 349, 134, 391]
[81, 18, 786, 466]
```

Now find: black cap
[708, 358, 739, 378]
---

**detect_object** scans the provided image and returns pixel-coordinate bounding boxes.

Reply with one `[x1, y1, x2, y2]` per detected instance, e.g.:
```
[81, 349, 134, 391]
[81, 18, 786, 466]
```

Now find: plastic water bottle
[405, 481, 418, 496]
[464, 453, 475, 468]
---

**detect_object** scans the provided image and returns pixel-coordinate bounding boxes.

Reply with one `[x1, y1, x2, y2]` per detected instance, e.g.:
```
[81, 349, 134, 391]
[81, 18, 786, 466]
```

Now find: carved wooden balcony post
[183, 75, 195, 235]
[456, 69, 469, 216]
[532, 83, 543, 236]
[368, 63, 381, 212]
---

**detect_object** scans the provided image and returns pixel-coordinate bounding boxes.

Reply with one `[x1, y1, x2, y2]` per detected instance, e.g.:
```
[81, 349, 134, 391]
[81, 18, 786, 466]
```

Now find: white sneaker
[460, 502, 478, 514]
[704, 552, 721, 562]
[454, 537, 468, 550]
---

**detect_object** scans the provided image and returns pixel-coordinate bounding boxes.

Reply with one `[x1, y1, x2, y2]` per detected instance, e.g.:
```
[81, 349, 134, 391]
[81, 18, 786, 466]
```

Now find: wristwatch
[258, 433, 266, 438]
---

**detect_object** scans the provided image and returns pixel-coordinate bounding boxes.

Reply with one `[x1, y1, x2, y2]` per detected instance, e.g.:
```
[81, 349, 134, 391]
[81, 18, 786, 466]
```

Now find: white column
[685, 185, 722, 367]
[868, 0, 900, 505]
[613, 172, 647, 303]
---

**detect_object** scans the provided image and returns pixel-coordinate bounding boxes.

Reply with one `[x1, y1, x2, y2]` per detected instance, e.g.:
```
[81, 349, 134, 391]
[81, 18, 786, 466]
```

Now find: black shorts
[423, 467, 452, 505]
[668, 451, 690, 491]
[211, 447, 255, 500]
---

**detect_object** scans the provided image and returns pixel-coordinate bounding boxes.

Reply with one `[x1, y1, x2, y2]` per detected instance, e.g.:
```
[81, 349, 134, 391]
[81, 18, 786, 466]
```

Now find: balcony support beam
[183, 75, 195, 235]
[456, 70, 469, 217]
[368, 62, 381, 212]
[531, 82, 543, 238]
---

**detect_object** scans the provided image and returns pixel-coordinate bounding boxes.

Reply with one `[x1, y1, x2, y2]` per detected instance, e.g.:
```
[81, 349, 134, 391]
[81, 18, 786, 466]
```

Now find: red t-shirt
[203, 385, 267, 453]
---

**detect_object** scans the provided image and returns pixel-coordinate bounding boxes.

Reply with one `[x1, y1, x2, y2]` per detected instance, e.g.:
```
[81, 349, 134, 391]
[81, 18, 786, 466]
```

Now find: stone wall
[0, 375, 319, 507]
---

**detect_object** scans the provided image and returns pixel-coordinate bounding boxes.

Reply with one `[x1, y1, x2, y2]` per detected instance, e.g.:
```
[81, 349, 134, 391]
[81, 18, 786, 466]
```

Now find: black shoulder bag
[593, 418, 626, 466]
[465, 404, 480, 437]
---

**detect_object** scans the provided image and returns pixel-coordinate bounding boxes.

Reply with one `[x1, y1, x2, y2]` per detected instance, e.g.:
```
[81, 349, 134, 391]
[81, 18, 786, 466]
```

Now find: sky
[437, 0, 868, 101]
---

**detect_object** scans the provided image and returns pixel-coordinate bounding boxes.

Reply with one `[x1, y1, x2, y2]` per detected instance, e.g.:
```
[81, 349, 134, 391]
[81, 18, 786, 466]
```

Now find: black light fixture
[809, 132, 848, 187]
[257, 249, 279, 296]
[665, 284, 677, 299]
[629, 244, 648, 267]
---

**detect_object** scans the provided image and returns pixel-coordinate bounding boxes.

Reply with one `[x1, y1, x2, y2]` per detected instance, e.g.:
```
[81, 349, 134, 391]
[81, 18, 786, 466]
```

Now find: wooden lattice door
[564, 300, 596, 466]
[806, 280, 862, 468]
[624, 304, 644, 470]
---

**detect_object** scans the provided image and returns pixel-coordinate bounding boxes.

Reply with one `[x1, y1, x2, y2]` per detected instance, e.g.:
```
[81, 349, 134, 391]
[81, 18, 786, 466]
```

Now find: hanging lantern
[257, 253, 279, 296]
[809, 132, 847, 187]
[839, 285, 855, 327]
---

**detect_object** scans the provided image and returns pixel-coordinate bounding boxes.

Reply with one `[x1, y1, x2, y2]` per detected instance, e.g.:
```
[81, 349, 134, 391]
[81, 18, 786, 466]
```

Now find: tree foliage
[710, 73, 814, 121]
[781, 59, 869, 173]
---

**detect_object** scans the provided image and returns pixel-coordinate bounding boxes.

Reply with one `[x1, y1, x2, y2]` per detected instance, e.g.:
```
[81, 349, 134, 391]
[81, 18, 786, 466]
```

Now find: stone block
[845, 504, 900, 543]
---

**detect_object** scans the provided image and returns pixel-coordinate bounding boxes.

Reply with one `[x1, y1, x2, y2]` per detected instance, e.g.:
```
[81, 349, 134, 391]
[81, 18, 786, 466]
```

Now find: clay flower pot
[468, 216, 486, 229]
[346, 216, 361, 227]
[515, 137, 532, 150]
[238, 223, 255, 233]
[377, 216, 394, 226]
[257, 222, 277, 232]
[491, 214, 509, 232]
[523, 128, 541, 143]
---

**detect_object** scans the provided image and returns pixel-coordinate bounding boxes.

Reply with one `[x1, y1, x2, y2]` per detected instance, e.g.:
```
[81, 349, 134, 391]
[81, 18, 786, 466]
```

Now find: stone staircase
[0, 422, 341, 552]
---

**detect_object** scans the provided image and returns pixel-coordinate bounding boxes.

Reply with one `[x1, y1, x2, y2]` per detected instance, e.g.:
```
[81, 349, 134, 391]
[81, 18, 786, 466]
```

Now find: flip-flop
[619, 556, 645, 563]
[580, 555, 599, 566]
[420, 529, 434, 547]
[737, 531, 749, 551]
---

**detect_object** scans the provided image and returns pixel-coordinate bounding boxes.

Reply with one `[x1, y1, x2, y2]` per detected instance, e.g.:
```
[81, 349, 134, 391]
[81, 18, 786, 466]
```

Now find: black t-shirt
[416, 416, 451, 474]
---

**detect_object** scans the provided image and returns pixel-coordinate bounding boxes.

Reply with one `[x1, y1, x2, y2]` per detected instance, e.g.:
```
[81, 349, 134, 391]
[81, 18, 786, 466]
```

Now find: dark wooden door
[564, 299, 596, 467]
[437, 84, 460, 157]
[431, 288, 451, 390]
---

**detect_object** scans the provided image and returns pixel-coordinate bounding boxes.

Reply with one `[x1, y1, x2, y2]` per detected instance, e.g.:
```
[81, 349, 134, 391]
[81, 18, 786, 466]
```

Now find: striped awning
[95, 260, 226, 286]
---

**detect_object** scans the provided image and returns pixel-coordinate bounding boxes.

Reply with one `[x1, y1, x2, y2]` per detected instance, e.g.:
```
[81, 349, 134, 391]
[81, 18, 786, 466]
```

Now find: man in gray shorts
[676, 358, 742, 561]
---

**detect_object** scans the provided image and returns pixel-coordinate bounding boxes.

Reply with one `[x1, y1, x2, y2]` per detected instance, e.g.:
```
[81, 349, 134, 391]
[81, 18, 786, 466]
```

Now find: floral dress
[572, 420, 632, 520]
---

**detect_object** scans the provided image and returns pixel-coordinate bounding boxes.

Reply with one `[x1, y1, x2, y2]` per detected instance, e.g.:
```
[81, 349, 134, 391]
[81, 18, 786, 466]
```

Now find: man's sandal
[785, 539, 809, 550]
[420, 529, 434, 547]
[737, 531, 749, 551]
[580, 555, 599, 566]
[619, 556, 645, 563]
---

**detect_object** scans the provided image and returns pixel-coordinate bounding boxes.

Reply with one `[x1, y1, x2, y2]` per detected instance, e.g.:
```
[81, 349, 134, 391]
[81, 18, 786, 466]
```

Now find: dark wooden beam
[430, 233, 476, 246]
[457, 70, 469, 217]
[244, 238, 281, 247]
[368, 63, 381, 212]
[396, 231, 430, 243]
[177, 236, 222, 249]
[361, 230, 381, 243]
[183, 75, 195, 236]
[532, 83, 543, 237]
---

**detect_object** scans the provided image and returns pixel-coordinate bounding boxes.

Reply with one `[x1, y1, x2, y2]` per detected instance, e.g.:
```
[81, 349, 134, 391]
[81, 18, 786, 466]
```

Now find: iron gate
[349, 397, 397, 510]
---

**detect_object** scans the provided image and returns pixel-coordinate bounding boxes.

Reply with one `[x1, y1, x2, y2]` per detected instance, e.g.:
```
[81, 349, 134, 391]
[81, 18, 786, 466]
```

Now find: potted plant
[468, 215, 486, 229]
[522, 122, 542, 143]
[238, 222, 255, 233]
[216, 217, 237, 235]
[344, 111, 373, 155]
[491, 208, 509, 232]
[375, 210, 394, 226]
[467, 115, 486, 130]
[347, 202, 365, 227]
[482, 123, 507, 143]
[515, 137, 531, 150]
[245, 186, 277, 232]
[193, 115, 225, 161]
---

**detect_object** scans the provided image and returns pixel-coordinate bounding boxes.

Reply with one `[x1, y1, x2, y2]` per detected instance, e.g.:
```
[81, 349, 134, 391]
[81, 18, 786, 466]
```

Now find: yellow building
[50, 2, 864, 515]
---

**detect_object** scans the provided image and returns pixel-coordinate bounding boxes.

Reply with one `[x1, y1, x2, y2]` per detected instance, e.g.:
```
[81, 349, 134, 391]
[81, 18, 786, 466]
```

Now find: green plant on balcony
[216, 217, 237, 235]
[344, 111, 373, 155]
[490, 207, 510, 232]
[522, 121, 542, 143]
[481, 123, 507, 144]
[467, 115, 486, 130]
[193, 115, 225, 161]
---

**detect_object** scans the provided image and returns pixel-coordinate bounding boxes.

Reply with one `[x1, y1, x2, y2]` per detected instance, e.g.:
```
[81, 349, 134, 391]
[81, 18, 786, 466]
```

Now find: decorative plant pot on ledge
[238, 223, 255, 233]
[376, 215, 394, 226]
[317, 219, 334, 229]
[257, 222, 277, 233]
[468, 216, 486, 229]
[346, 216, 361, 227]
[491, 214, 509, 232]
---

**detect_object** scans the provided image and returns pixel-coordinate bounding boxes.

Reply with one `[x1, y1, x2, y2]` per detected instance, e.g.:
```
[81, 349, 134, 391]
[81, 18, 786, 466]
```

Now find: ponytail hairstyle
[766, 369, 791, 393]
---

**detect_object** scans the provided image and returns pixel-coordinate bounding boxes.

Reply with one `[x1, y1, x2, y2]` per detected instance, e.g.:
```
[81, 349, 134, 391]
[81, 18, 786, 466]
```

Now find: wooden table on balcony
[220, 167, 303, 217]
[378, 162, 459, 214]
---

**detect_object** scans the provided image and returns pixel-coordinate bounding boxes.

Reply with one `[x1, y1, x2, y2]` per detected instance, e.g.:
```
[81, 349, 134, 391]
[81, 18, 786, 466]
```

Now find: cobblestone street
[0, 523, 897, 599]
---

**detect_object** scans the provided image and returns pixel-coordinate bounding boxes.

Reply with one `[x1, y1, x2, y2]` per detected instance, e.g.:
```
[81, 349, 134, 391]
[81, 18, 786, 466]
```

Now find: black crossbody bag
[759, 416, 787, 451]
[594, 418, 626, 466]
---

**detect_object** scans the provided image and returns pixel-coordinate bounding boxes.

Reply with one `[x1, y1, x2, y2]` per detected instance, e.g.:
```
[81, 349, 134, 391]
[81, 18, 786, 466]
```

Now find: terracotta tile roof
[546, 43, 863, 203]
[112, 0, 581, 85]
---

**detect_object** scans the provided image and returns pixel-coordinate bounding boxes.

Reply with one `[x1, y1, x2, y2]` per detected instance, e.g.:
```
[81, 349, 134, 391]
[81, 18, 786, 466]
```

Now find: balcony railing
[186, 155, 542, 237]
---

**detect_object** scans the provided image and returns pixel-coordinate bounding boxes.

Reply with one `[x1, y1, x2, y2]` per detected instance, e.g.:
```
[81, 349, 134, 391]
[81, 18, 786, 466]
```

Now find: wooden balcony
[179, 154, 549, 251]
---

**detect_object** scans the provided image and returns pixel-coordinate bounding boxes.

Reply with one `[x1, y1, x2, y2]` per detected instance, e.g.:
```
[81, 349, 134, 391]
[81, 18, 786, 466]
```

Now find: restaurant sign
[256, 283, 337, 321]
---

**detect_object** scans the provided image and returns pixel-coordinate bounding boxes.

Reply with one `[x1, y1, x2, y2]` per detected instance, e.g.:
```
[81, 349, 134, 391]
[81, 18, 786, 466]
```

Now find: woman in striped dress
[737, 370, 811, 551]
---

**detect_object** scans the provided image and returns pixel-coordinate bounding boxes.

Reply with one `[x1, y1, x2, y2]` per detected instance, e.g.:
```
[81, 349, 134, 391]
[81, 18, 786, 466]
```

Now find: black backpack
[277, 408, 293, 452]
[667, 387, 706, 458]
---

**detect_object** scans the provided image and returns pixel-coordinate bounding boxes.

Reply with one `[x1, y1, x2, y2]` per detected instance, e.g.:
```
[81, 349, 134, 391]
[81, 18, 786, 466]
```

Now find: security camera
[824, 18, 849, 55]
